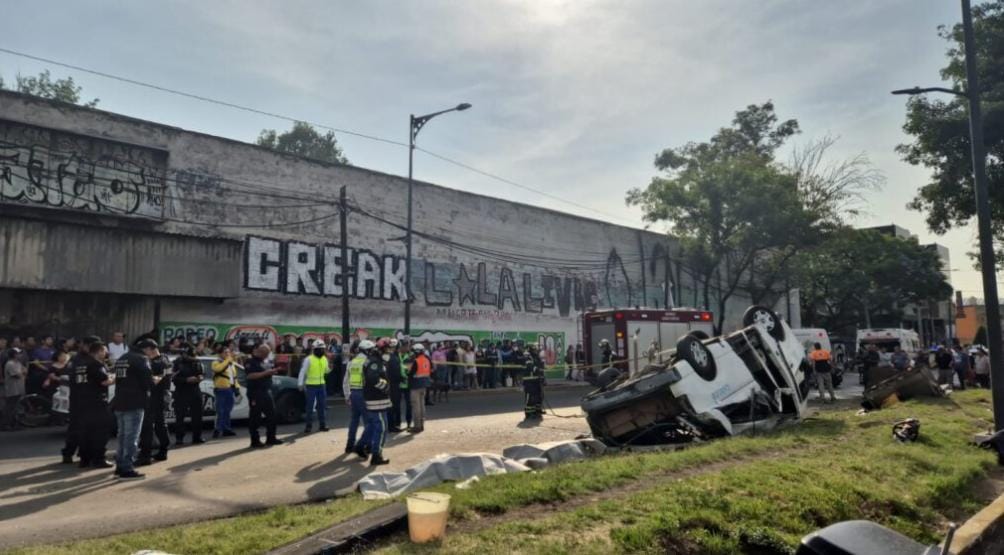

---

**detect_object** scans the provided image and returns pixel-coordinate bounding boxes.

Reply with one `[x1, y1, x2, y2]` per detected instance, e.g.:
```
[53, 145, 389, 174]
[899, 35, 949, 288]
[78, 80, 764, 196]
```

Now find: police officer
[246, 343, 283, 448]
[343, 340, 370, 454]
[75, 341, 115, 469]
[61, 335, 100, 464]
[299, 340, 331, 433]
[386, 338, 404, 433]
[171, 343, 204, 445]
[137, 347, 172, 465]
[522, 345, 546, 421]
[357, 339, 391, 466]
[111, 339, 157, 479]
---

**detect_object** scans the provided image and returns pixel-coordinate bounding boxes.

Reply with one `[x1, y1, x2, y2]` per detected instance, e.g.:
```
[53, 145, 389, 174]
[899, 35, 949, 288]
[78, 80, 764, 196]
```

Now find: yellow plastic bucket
[406, 492, 451, 543]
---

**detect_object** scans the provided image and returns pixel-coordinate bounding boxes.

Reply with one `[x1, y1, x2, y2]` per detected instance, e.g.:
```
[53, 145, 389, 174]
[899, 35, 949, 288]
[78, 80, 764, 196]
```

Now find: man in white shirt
[108, 332, 128, 363]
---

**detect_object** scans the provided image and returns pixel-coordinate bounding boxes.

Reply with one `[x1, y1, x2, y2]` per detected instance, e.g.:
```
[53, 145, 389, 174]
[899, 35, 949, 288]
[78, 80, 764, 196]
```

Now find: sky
[0, 0, 988, 297]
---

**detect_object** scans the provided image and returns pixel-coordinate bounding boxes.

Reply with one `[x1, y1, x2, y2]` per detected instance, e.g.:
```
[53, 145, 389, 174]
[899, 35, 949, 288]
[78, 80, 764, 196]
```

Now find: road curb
[948, 487, 1004, 554]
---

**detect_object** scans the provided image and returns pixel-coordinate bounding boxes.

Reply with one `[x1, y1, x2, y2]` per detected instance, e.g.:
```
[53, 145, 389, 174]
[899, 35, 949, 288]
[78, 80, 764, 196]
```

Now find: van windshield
[859, 339, 900, 353]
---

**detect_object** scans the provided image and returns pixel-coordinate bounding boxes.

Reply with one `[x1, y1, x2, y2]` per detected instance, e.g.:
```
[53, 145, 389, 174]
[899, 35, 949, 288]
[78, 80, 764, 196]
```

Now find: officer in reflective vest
[408, 344, 433, 433]
[523, 345, 546, 421]
[299, 340, 332, 434]
[398, 340, 413, 431]
[343, 340, 372, 454]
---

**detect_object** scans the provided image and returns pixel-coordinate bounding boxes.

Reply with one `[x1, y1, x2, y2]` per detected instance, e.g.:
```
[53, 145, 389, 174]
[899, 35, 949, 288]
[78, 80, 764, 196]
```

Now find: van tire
[677, 336, 716, 381]
[275, 392, 304, 424]
[688, 330, 710, 340]
[743, 305, 785, 341]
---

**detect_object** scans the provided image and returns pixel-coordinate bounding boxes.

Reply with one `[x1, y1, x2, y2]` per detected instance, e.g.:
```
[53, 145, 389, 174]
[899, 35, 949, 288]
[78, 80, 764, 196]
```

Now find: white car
[53, 356, 306, 424]
[582, 306, 810, 446]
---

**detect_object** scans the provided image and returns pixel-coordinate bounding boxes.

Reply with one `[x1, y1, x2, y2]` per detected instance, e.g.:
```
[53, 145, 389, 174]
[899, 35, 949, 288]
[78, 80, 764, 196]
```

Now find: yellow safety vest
[348, 355, 366, 389]
[305, 355, 328, 386]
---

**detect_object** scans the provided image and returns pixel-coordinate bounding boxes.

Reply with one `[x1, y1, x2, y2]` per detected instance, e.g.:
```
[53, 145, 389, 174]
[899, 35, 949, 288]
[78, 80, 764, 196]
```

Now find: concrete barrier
[949, 490, 1004, 554]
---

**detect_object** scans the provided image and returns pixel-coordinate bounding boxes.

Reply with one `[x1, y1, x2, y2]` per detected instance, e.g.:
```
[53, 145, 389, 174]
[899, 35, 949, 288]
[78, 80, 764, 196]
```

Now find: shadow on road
[0, 468, 116, 521]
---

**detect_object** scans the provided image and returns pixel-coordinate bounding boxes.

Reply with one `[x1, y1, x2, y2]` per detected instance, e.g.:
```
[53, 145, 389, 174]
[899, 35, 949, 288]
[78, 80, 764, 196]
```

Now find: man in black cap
[137, 346, 172, 465]
[75, 341, 115, 469]
[111, 339, 158, 479]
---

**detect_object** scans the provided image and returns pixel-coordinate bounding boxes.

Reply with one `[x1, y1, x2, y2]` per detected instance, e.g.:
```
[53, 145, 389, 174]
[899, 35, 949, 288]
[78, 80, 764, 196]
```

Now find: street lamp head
[456, 103, 473, 111]
[891, 87, 922, 96]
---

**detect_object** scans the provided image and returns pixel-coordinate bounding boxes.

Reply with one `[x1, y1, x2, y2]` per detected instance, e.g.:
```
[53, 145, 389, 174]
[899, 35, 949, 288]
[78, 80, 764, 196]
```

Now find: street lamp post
[404, 103, 472, 335]
[893, 0, 1004, 432]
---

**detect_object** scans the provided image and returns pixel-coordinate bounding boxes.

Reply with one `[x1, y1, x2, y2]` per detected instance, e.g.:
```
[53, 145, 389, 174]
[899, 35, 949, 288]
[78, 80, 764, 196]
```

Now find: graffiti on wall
[161, 321, 568, 366]
[0, 120, 167, 218]
[243, 235, 632, 316]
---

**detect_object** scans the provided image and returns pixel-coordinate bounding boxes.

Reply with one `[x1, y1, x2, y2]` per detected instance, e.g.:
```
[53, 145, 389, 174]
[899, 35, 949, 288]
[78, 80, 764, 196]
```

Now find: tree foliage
[256, 121, 349, 165]
[628, 102, 821, 332]
[899, 1, 1004, 240]
[795, 228, 952, 333]
[974, 325, 989, 346]
[0, 70, 99, 107]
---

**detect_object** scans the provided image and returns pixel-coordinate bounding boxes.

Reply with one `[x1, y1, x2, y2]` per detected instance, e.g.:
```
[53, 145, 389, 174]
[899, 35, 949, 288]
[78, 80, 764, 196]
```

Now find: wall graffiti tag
[243, 235, 616, 316]
[0, 119, 167, 218]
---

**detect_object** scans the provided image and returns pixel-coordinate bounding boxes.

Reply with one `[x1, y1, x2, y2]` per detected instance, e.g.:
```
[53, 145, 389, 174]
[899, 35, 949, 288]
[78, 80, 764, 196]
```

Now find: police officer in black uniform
[76, 341, 115, 469]
[171, 343, 204, 445]
[61, 335, 100, 464]
[111, 339, 157, 479]
[246, 343, 283, 448]
[137, 348, 172, 465]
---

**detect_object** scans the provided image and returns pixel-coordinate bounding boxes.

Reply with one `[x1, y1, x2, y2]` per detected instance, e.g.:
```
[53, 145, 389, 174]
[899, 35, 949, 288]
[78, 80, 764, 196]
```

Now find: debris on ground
[892, 418, 920, 442]
[861, 366, 943, 410]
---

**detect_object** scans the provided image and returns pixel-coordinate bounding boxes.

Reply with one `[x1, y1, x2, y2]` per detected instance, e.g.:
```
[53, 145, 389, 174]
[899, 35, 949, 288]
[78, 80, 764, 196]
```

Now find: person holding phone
[212, 345, 241, 438]
[246, 343, 282, 448]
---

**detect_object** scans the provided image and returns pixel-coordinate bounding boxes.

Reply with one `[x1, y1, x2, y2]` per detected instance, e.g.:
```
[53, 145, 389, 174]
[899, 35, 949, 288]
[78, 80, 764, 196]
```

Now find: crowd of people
[0, 330, 552, 478]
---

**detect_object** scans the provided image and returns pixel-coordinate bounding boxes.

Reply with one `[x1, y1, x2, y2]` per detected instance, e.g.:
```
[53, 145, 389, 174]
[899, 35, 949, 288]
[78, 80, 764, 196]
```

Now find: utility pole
[894, 1, 1004, 432]
[403, 102, 472, 336]
[961, 0, 1004, 432]
[339, 185, 350, 344]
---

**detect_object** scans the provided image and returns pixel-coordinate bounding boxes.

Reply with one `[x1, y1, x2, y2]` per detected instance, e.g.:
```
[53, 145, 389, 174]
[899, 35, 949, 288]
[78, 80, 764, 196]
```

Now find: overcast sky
[0, 0, 987, 297]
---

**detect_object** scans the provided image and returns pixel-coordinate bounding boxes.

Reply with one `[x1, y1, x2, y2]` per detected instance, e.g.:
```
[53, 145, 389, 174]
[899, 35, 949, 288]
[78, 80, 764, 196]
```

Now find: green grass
[377, 390, 999, 554]
[7, 496, 385, 555]
[12, 391, 998, 555]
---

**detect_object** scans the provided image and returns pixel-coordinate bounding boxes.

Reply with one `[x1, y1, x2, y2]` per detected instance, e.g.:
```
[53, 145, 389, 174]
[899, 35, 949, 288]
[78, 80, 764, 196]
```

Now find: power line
[0, 46, 644, 227]
[0, 46, 407, 149]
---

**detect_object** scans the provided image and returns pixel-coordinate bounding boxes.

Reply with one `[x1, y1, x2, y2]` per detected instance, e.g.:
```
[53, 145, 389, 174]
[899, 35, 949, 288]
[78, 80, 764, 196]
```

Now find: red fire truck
[582, 308, 715, 374]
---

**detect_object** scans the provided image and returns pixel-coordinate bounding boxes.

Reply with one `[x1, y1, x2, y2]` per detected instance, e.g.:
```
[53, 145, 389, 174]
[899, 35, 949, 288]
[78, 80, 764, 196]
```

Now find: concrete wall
[0, 91, 754, 352]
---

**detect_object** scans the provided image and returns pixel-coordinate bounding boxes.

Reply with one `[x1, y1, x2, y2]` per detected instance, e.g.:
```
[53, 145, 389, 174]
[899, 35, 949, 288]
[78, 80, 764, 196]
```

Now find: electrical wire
[0, 46, 643, 226]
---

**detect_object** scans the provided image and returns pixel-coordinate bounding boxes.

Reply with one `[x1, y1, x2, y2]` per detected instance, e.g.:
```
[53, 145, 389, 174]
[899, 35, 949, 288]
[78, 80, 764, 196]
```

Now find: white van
[792, 328, 832, 356]
[856, 328, 921, 358]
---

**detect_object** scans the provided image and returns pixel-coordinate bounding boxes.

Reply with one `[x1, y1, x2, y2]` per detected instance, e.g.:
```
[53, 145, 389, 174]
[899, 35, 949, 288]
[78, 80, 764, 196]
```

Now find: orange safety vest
[809, 349, 831, 362]
[414, 355, 431, 378]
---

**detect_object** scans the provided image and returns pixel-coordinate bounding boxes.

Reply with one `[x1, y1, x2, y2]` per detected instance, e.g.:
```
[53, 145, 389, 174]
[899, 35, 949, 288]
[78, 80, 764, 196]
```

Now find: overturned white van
[582, 306, 811, 446]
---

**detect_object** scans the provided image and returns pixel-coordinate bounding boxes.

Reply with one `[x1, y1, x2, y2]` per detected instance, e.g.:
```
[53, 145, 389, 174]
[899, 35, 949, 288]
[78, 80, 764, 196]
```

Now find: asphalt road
[0, 384, 593, 550]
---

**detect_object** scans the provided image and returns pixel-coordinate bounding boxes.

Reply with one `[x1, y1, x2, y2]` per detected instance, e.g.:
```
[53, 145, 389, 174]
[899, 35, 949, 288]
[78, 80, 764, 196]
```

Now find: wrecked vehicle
[582, 306, 810, 446]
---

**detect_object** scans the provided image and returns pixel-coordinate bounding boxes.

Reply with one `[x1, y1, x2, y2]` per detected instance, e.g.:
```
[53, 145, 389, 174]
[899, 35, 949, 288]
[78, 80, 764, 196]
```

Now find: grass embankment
[12, 391, 998, 555]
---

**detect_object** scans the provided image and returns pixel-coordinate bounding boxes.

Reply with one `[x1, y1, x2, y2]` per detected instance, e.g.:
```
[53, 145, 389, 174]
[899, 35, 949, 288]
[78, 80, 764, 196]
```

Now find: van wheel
[677, 336, 716, 381]
[743, 305, 785, 341]
[688, 330, 710, 340]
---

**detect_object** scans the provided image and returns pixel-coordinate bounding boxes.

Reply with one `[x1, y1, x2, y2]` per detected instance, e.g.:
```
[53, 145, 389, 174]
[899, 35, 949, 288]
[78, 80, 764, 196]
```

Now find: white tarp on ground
[357, 439, 607, 500]
[358, 453, 531, 500]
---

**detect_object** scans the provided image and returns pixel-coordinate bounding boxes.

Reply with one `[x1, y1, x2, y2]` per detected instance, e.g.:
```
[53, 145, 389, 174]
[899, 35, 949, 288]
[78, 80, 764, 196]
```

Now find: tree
[0, 70, 99, 107]
[744, 135, 884, 305]
[898, 2, 1004, 245]
[795, 228, 952, 334]
[974, 325, 989, 347]
[256, 121, 349, 165]
[628, 102, 820, 333]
